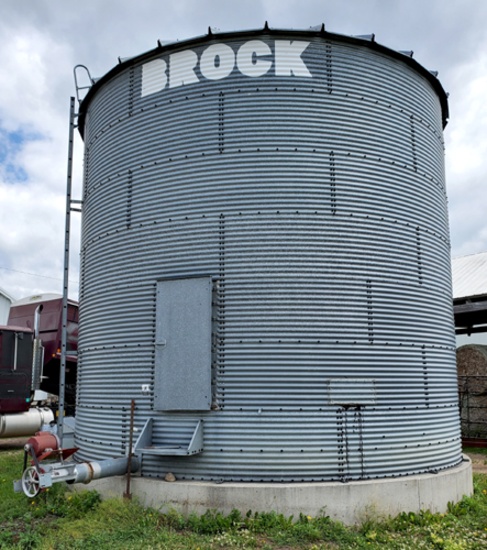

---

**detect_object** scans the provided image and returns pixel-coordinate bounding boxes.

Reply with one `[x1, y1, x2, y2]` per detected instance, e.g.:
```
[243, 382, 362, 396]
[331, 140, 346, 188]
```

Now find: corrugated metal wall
[76, 30, 461, 481]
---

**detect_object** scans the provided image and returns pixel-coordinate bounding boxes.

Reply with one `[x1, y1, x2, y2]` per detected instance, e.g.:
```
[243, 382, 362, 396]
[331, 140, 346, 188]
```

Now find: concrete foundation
[81, 457, 473, 525]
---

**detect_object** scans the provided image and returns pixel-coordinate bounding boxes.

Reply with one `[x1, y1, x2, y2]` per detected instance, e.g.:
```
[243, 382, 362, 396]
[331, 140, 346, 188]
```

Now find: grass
[1, 448, 487, 548]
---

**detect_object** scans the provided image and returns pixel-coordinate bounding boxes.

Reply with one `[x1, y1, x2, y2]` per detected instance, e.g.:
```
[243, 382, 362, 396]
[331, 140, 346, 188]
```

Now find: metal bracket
[133, 418, 203, 456]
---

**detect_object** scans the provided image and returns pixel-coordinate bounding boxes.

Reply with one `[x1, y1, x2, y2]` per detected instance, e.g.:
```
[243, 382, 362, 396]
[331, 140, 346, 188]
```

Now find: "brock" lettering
[141, 40, 311, 97]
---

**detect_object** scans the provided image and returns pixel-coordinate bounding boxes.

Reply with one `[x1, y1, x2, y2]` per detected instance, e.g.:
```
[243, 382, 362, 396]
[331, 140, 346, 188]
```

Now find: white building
[0, 287, 14, 325]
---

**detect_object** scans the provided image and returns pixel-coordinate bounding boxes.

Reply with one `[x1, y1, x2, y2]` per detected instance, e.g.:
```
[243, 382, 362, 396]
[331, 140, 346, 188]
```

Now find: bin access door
[154, 276, 212, 411]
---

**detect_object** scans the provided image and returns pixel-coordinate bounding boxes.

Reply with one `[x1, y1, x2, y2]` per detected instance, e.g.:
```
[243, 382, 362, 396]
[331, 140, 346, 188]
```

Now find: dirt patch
[465, 452, 487, 474]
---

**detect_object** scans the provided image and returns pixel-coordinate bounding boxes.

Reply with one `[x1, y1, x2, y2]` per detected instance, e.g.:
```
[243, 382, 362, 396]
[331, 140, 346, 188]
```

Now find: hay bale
[457, 344, 487, 438]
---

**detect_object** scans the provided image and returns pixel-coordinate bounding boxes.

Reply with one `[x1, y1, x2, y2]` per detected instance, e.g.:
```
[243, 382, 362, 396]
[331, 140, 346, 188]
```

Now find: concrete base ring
[83, 456, 473, 525]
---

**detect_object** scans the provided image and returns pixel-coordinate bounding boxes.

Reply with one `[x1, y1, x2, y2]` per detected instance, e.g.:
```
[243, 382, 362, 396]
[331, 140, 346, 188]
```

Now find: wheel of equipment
[21, 466, 40, 498]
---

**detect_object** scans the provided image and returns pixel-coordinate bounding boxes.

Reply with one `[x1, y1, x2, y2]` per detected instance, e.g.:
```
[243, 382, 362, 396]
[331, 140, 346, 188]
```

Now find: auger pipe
[16, 455, 140, 497]
[71, 456, 140, 484]
[41, 456, 139, 490]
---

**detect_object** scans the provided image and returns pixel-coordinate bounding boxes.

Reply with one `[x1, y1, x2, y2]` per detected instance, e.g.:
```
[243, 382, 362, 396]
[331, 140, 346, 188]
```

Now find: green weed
[2, 448, 487, 548]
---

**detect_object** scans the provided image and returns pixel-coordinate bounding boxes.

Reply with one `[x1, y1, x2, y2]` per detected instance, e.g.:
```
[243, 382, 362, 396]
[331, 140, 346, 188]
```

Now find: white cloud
[444, 33, 487, 257]
[447, 75, 487, 181]
[0, 21, 80, 299]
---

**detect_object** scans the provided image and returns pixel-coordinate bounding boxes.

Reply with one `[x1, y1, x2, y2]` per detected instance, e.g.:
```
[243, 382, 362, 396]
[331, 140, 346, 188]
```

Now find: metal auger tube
[72, 456, 140, 484]
[16, 456, 140, 497]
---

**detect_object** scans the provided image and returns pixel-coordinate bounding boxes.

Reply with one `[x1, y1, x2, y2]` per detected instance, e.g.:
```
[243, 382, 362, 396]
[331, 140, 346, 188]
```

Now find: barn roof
[452, 252, 487, 301]
[452, 252, 487, 334]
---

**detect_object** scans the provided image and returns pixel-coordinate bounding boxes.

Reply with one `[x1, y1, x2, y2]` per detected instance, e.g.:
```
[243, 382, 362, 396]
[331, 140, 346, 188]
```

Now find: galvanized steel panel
[75, 30, 461, 482]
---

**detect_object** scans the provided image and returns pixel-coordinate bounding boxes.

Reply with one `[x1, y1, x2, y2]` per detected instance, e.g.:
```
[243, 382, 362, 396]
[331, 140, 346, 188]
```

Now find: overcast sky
[0, 0, 486, 301]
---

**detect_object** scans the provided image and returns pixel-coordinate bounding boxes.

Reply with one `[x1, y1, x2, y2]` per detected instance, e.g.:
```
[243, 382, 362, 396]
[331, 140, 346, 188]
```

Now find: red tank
[25, 431, 60, 457]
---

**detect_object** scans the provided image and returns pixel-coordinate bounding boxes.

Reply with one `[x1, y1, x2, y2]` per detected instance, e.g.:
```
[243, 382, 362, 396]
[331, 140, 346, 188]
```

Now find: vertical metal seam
[121, 407, 127, 453]
[410, 115, 418, 172]
[325, 42, 333, 94]
[218, 91, 225, 154]
[336, 407, 344, 480]
[416, 226, 423, 285]
[211, 282, 219, 409]
[218, 214, 226, 410]
[422, 345, 430, 408]
[126, 170, 133, 229]
[356, 407, 365, 479]
[343, 408, 350, 481]
[79, 246, 86, 301]
[83, 146, 90, 204]
[329, 150, 336, 215]
[128, 66, 134, 117]
[366, 279, 374, 343]
[150, 282, 156, 411]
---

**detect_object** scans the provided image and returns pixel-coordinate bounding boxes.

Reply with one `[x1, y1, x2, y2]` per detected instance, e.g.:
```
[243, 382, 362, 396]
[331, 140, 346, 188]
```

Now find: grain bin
[75, 27, 469, 513]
